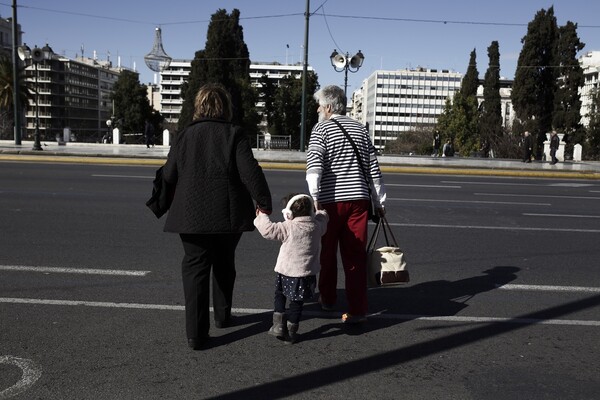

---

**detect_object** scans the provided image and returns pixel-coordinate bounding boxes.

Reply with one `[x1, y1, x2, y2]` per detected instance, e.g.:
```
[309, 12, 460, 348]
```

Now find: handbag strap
[367, 218, 383, 252]
[329, 118, 371, 190]
[367, 216, 399, 250]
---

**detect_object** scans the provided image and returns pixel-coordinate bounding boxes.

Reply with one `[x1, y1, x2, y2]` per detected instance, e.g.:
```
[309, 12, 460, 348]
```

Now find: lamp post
[18, 43, 54, 151]
[330, 49, 365, 98]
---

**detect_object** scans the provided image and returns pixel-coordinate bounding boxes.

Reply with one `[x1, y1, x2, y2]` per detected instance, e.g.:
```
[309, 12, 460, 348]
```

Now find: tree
[179, 8, 259, 138]
[269, 71, 319, 149]
[553, 21, 585, 158]
[479, 41, 503, 154]
[436, 48, 479, 156]
[511, 6, 559, 158]
[461, 49, 479, 98]
[0, 55, 33, 139]
[111, 70, 154, 135]
[585, 88, 600, 160]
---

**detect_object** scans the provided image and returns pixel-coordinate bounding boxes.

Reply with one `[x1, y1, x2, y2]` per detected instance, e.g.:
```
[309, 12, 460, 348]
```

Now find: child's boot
[268, 312, 288, 339]
[285, 321, 299, 344]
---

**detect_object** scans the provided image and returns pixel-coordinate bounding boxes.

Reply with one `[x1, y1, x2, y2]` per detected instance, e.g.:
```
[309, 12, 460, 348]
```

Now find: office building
[357, 68, 462, 150]
[579, 51, 600, 127]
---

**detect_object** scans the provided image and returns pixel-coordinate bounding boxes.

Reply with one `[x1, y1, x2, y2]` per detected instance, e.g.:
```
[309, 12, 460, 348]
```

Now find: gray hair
[313, 85, 346, 115]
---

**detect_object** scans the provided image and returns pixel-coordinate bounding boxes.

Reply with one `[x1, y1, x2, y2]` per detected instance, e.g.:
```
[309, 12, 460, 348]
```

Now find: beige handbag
[367, 216, 409, 287]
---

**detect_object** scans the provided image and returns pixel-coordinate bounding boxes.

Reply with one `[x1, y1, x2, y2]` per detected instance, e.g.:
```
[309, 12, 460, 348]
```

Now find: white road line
[387, 222, 600, 234]
[523, 213, 600, 219]
[388, 197, 551, 206]
[0, 265, 150, 276]
[475, 192, 600, 200]
[497, 284, 600, 293]
[1, 297, 598, 327]
[442, 180, 537, 186]
[0, 356, 42, 399]
[386, 184, 462, 189]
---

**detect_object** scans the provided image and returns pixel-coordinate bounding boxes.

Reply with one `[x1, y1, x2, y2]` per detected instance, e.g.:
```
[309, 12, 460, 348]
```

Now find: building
[21, 50, 129, 142]
[158, 59, 191, 125]
[0, 14, 21, 56]
[157, 60, 313, 130]
[358, 68, 462, 150]
[579, 51, 600, 127]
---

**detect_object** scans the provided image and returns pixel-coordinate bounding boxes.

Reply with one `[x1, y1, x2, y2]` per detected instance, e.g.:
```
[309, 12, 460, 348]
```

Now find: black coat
[162, 119, 272, 234]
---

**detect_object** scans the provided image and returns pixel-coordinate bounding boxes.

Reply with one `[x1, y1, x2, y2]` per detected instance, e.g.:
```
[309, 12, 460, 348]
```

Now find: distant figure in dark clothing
[550, 131, 560, 164]
[442, 139, 454, 157]
[432, 132, 441, 157]
[522, 131, 533, 163]
[145, 120, 155, 148]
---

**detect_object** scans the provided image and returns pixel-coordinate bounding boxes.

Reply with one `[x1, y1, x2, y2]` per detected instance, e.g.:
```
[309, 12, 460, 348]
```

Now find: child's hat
[281, 194, 314, 221]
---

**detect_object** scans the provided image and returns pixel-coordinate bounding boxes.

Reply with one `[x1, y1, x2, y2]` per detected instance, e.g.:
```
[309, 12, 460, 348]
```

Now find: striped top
[306, 115, 386, 205]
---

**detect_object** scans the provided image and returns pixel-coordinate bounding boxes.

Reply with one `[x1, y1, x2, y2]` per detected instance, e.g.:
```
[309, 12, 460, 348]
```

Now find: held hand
[314, 200, 324, 210]
[376, 206, 386, 217]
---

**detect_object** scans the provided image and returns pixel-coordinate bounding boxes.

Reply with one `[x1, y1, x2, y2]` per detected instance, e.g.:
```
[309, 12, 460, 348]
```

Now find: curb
[1, 153, 600, 180]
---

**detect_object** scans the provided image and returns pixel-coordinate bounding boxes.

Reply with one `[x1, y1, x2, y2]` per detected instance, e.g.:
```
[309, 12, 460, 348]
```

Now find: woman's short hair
[193, 83, 233, 121]
[313, 85, 346, 115]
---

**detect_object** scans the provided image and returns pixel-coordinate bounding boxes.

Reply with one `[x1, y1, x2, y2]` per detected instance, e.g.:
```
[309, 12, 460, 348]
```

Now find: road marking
[387, 222, 600, 234]
[442, 180, 537, 186]
[0, 356, 42, 399]
[0, 265, 150, 276]
[1, 297, 599, 327]
[389, 197, 551, 206]
[523, 213, 600, 219]
[386, 184, 462, 189]
[497, 284, 600, 293]
[475, 192, 600, 200]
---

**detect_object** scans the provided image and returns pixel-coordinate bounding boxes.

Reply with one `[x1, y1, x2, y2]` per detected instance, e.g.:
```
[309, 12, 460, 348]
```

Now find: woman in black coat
[162, 83, 272, 350]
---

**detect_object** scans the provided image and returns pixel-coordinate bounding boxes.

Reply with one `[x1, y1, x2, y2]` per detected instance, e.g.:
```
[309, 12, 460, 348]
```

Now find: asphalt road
[1, 161, 600, 399]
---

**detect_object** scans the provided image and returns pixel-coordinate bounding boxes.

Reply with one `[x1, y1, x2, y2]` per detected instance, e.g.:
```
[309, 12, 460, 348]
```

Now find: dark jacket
[550, 134, 560, 150]
[162, 119, 272, 234]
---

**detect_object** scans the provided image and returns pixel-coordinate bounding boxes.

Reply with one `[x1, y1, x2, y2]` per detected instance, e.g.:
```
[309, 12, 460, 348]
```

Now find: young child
[254, 193, 328, 344]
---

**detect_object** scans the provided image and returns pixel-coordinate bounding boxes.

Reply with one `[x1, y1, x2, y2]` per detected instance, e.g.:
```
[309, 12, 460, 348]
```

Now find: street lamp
[330, 49, 365, 98]
[18, 43, 54, 151]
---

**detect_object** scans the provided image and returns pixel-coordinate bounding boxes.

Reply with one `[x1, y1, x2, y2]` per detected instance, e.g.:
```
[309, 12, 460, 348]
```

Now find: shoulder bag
[329, 118, 380, 223]
[367, 215, 409, 287]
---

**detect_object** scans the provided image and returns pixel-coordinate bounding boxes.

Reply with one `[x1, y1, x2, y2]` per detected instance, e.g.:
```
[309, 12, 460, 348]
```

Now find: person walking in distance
[162, 83, 272, 350]
[432, 131, 441, 157]
[254, 193, 328, 343]
[144, 120, 155, 148]
[306, 85, 386, 324]
[522, 131, 533, 163]
[550, 130, 560, 164]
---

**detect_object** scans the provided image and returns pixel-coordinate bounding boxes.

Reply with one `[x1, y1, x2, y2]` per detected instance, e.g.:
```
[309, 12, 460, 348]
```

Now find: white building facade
[579, 51, 600, 127]
[358, 68, 462, 150]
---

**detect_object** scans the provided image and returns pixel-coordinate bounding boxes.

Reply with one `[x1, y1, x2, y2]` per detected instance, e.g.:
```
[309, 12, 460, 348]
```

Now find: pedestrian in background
[144, 120, 155, 148]
[254, 193, 328, 343]
[432, 131, 441, 157]
[162, 83, 272, 350]
[550, 130, 560, 164]
[442, 139, 454, 157]
[306, 84, 386, 324]
[522, 131, 533, 163]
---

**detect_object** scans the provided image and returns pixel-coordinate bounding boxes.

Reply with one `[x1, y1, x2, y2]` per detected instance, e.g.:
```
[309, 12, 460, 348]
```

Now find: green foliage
[436, 92, 479, 156]
[268, 71, 319, 149]
[553, 21, 585, 158]
[111, 70, 153, 134]
[461, 49, 479, 98]
[511, 6, 559, 157]
[585, 89, 600, 160]
[0, 54, 33, 111]
[479, 41, 503, 147]
[383, 126, 433, 156]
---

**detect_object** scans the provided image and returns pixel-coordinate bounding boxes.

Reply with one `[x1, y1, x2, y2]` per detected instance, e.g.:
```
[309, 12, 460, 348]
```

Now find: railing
[256, 134, 291, 150]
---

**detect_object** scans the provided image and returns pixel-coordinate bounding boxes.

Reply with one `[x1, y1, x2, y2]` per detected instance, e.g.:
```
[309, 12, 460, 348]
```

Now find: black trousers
[180, 233, 242, 340]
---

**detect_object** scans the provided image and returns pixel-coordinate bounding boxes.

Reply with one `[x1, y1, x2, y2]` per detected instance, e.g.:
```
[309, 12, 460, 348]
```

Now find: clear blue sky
[3, 0, 600, 93]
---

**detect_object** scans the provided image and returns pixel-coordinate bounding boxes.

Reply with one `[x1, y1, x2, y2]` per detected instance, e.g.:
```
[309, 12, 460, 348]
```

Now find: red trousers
[319, 200, 369, 316]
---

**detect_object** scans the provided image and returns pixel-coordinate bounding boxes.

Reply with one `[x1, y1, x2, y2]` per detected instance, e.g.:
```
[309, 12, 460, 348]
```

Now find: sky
[3, 0, 600, 93]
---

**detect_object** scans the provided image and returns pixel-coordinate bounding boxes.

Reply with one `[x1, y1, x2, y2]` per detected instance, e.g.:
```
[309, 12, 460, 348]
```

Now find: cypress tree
[511, 7, 559, 158]
[461, 49, 479, 98]
[178, 9, 258, 137]
[112, 70, 153, 135]
[553, 21, 585, 158]
[479, 41, 503, 154]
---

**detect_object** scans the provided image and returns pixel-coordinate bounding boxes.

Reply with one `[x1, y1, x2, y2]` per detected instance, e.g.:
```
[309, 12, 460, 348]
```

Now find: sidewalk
[2, 140, 600, 179]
